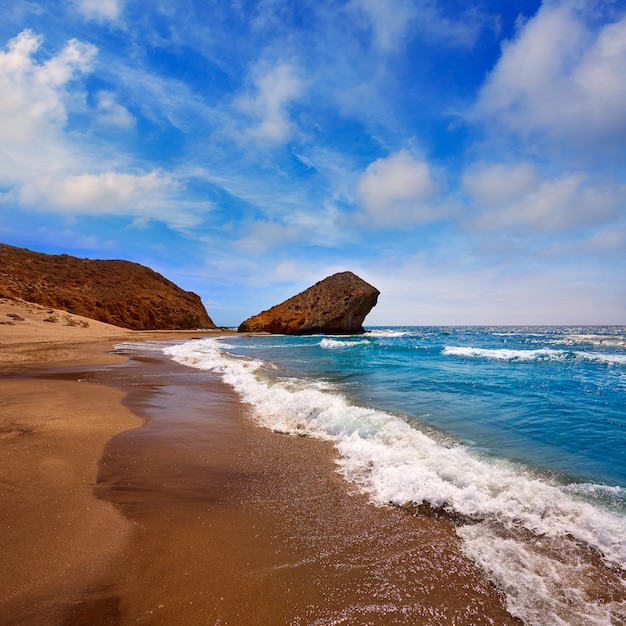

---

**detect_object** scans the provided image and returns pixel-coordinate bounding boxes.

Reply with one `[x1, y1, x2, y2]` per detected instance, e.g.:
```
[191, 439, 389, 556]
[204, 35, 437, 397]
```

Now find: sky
[1, 0, 625, 327]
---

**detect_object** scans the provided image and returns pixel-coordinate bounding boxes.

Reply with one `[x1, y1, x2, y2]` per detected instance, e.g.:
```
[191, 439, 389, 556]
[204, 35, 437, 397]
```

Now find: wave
[488, 327, 626, 350]
[550, 335, 626, 351]
[319, 338, 370, 349]
[564, 483, 626, 511]
[164, 338, 626, 625]
[365, 329, 414, 337]
[443, 345, 626, 366]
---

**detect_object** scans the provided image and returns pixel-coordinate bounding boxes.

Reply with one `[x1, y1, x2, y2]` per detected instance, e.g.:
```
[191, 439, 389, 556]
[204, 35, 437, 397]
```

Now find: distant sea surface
[158, 326, 626, 625]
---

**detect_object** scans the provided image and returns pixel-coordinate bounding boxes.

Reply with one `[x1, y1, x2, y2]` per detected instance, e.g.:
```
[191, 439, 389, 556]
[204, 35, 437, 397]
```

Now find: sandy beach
[0, 298, 519, 625]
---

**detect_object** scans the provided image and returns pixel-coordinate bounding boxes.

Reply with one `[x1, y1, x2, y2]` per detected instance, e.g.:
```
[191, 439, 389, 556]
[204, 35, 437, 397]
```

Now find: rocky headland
[238, 271, 379, 335]
[0, 244, 215, 331]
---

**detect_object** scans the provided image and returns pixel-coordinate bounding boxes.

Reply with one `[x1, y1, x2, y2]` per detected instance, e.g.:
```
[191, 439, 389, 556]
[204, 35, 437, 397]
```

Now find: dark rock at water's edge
[238, 271, 379, 335]
[0, 243, 216, 331]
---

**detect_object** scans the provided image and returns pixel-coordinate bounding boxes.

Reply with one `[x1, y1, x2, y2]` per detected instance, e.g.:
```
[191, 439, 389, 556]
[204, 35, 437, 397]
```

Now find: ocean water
[160, 327, 626, 625]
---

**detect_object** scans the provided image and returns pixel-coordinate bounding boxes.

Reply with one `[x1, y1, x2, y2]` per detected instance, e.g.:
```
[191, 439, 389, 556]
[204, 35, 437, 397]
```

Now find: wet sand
[0, 376, 139, 625]
[0, 299, 520, 624]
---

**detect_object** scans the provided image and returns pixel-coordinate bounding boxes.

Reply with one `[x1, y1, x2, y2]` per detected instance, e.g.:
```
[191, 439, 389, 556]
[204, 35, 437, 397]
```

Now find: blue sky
[1, 0, 625, 326]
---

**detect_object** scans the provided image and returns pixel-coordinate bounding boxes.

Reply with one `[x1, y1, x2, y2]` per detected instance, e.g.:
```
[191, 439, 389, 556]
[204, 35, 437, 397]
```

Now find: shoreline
[0, 300, 519, 624]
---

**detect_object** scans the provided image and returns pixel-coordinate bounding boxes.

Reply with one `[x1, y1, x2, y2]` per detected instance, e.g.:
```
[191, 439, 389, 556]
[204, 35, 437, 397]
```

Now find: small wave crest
[564, 482, 626, 512]
[365, 329, 412, 337]
[114, 340, 174, 354]
[552, 333, 626, 349]
[319, 338, 369, 349]
[443, 345, 626, 366]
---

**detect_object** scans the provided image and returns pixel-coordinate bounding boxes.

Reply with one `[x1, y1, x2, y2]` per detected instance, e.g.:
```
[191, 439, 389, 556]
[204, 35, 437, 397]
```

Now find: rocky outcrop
[238, 271, 379, 335]
[0, 244, 216, 330]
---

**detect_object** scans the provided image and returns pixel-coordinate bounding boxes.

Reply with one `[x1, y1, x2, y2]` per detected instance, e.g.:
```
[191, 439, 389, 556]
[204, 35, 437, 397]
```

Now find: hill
[0, 244, 215, 331]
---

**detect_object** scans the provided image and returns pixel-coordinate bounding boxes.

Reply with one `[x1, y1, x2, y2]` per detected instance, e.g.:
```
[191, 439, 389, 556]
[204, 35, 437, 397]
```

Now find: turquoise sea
[158, 326, 626, 625]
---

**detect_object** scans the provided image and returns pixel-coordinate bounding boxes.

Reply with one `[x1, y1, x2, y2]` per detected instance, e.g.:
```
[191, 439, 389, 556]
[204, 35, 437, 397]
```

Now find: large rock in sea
[0, 243, 216, 330]
[238, 271, 379, 335]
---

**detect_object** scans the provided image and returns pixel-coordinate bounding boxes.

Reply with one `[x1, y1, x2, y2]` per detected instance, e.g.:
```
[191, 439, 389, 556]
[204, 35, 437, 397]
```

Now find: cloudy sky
[1, 0, 625, 326]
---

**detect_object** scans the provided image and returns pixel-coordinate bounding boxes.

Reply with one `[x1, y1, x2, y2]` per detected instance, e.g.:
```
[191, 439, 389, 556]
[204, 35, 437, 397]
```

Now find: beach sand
[0, 298, 519, 625]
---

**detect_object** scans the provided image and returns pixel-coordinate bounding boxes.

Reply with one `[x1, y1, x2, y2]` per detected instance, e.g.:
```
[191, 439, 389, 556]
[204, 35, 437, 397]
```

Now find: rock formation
[238, 271, 379, 335]
[0, 244, 216, 330]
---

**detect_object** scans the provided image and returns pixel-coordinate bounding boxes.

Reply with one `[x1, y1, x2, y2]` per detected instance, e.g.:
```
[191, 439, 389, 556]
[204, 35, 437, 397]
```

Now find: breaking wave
[443, 345, 626, 366]
[163, 337, 626, 625]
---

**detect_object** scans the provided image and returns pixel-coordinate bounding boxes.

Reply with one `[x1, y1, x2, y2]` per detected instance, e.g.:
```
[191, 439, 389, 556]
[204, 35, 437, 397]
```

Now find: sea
[157, 326, 626, 626]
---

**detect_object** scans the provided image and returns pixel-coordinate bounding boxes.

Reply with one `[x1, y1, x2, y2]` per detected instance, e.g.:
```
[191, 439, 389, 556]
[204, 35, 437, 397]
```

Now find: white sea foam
[114, 340, 175, 354]
[163, 337, 626, 626]
[443, 345, 626, 366]
[458, 523, 626, 626]
[365, 329, 412, 337]
[552, 333, 626, 349]
[443, 346, 561, 361]
[319, 338, 370, 349]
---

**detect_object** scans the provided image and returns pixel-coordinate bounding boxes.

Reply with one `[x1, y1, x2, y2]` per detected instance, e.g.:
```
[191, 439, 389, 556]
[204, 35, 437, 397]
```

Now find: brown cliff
[0, 244, 216, 330]
[238, 272, 379, 335]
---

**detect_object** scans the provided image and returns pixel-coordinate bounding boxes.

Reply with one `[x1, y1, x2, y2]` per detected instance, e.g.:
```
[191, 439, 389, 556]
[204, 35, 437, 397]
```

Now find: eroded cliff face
[0, 244, 216, 330]
[238, 271, 379, 335]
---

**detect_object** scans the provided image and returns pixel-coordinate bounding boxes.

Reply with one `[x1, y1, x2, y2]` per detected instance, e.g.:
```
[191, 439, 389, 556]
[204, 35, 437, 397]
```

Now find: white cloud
[463, 163, 625, 233]
[0, 31, 208, 230]
[349, 0, 416, 51]
[586, 227, 626, 253]
[365, 254, 626, 326]
[293, 203, 353, 248]
[109, 62, 228, 134]
[544, 227, 626, 260]
[0, 30, 96, 149]
[473, 2, 626, 150]
[17, 170, 211, 229]
[236, 62, 303, 145]
[96, 90, 135, 128]
[348, 0, 486, 52]
[71, 0, 123, 23]
[462, 162, 539, 208]
[355, 150, 442, 227]
[234, 220, 304, 255]
[232, 202, 350, 255]
[19, 171, 175, 214]
[0, 30, 98, 190]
